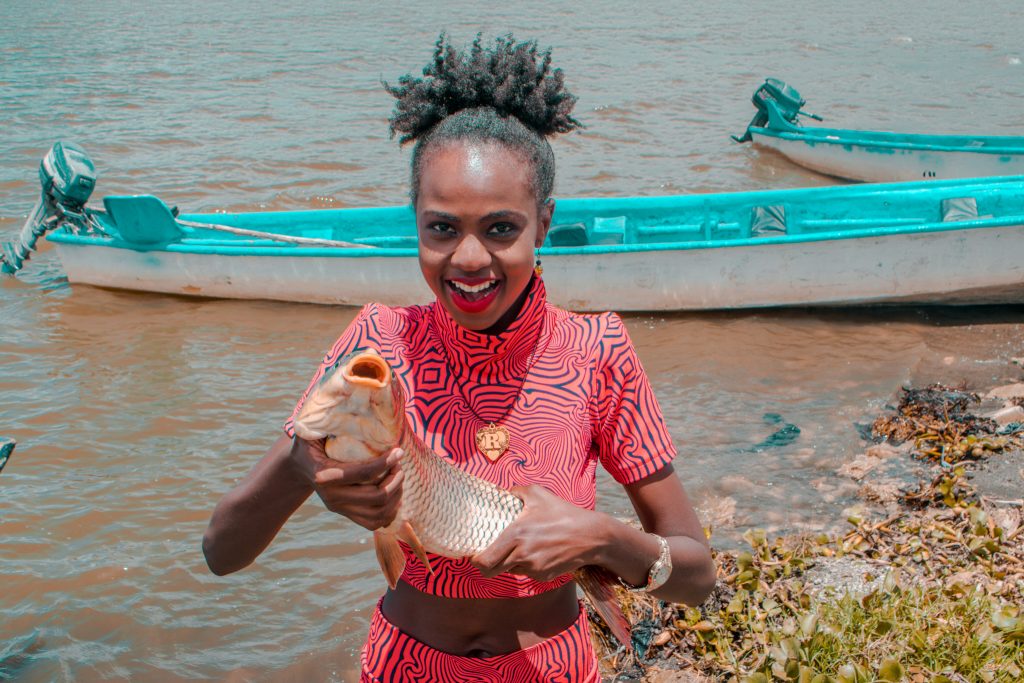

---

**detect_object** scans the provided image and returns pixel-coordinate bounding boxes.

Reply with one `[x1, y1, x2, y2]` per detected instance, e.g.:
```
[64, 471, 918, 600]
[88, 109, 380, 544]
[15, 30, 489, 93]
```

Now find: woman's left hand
[470, 485, 605, 582]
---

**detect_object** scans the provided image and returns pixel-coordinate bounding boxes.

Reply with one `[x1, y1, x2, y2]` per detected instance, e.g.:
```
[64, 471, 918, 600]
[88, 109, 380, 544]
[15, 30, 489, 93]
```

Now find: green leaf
[737, 551, 754, 571]
[872, 619, 895, 636]
[800, 612, 819, 638]
[837, 663, 857, 683]
[877, 658, 905, 681]
[744, 528, 767, 548]
[992, 605, 1020, 630]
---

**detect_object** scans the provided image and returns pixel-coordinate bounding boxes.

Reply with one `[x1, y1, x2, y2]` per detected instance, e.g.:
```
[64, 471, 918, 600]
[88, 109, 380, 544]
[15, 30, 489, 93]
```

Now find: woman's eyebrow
[420, 210, 459, 222]
[482, 210, 527, 222]
[419, 209, 528, 223]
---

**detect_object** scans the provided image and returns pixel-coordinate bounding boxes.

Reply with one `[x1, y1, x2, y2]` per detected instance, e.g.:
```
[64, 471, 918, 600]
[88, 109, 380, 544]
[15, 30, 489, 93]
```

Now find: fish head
[293, 348, 404, 462]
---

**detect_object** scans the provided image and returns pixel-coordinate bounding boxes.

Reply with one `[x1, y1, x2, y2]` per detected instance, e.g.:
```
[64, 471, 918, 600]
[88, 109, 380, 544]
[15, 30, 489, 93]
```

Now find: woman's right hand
[289, 438, 404, 531]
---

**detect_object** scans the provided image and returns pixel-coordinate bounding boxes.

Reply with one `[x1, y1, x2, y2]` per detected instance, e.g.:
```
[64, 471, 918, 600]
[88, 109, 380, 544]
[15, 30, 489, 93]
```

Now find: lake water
[2, 1, 1023, 680]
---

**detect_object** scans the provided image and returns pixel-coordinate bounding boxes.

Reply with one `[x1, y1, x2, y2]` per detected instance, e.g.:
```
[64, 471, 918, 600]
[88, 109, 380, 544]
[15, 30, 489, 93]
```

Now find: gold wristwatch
[628, 534, 672, 593]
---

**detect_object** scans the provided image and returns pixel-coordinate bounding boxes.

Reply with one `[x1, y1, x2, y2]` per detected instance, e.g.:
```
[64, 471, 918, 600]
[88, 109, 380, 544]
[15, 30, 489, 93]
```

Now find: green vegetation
[590, 385, 1024, 683]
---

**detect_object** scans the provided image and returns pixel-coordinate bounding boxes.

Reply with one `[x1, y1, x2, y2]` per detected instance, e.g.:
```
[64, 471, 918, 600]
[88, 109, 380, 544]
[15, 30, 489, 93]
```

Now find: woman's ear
[535, 199, 555, 248]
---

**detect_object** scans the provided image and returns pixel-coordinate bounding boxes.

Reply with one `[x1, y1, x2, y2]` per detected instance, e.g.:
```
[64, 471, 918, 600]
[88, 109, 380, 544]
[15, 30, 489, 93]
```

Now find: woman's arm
[471, 465, 715, 605]
[599, 464, 716, 605]
[202, 434, 403, 576]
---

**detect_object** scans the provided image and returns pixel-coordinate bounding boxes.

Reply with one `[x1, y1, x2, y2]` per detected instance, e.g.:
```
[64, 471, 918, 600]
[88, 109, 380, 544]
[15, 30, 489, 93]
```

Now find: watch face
[649, 561, 671, 589]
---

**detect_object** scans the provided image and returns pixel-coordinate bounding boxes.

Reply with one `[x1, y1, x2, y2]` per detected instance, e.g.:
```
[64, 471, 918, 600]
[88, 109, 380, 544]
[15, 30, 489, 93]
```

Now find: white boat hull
[752, 132, 1024, 183]
[52, 223, 1024, 311]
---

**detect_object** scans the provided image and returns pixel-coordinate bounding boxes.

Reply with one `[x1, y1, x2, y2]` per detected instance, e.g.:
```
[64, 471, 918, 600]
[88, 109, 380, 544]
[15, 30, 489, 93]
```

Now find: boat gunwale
[750, 125, 1024, 156]
[45, 175, 1024, 256]
[46, 212, 1024, 257]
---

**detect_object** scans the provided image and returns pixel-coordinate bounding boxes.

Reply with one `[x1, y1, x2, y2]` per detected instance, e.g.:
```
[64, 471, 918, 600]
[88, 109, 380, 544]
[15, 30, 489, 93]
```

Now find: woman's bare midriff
[379, 580, 580, 657]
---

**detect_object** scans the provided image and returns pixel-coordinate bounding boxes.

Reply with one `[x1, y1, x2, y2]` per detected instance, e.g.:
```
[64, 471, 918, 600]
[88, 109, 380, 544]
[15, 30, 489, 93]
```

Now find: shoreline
[591, 377, 1024, 682]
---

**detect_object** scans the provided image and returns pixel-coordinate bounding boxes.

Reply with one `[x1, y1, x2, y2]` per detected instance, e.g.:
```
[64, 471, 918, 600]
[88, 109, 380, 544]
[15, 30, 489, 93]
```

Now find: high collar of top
[428, 275, 549, 380]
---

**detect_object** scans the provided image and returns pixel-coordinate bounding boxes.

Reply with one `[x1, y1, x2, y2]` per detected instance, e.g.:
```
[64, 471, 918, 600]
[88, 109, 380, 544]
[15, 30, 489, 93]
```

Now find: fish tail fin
[373, 530, 406, 589]
[397, 521, 434, 575]
[574, 566, 632, 651]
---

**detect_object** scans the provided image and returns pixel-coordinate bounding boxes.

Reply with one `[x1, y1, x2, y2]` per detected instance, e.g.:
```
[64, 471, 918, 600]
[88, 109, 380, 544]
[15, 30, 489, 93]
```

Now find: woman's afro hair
[385, 33, 583, 144]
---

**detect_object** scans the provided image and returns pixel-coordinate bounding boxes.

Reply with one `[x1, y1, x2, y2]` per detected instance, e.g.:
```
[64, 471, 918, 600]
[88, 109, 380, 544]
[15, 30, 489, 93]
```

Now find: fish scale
[396, 439, 524, 556]
[293, 348, 632, 648]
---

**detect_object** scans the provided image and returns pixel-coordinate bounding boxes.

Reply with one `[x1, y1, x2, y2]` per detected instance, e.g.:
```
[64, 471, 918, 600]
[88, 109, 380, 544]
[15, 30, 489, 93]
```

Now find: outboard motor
[1, 142, 97, 274]
[0, 438, 14, 475]
[732, 78, 821, 143]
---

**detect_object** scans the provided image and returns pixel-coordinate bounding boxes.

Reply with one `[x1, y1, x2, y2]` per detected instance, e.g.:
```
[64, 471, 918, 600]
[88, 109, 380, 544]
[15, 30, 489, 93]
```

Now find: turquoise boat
[734, 79, 1024, 183]
[5, 142, 1024, 311]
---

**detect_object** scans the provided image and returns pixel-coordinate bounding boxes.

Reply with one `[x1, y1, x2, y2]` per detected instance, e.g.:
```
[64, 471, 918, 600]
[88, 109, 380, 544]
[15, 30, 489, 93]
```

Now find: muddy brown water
[3, 1, 1024, 680]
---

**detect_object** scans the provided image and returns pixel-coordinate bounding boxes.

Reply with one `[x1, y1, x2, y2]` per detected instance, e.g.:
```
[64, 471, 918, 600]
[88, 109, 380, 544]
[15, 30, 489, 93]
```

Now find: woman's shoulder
[546, 304, 630, 353]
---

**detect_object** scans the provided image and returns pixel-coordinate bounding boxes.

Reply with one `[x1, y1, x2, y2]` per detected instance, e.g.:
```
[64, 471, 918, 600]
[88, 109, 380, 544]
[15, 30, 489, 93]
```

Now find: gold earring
[534, 256, 543, 276]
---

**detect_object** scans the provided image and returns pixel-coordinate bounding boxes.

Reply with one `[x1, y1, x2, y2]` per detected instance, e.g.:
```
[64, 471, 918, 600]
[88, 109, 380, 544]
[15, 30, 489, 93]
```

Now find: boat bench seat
[589, 216, 625, 245]
[103, 195, 184, 244]
[546, 223, 589, 247]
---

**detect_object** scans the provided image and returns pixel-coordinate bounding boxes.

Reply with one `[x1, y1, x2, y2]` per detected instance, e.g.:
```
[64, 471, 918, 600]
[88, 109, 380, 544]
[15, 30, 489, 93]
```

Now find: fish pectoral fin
[574, 566, 632, 651]
[373, 530, 406, 589]
[397, 521, 433, 575]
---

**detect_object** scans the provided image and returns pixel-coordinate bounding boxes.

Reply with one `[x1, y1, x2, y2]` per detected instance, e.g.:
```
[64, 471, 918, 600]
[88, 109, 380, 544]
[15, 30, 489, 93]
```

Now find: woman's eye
[489, 222, 518, 237]
[427, 223, 456, 236]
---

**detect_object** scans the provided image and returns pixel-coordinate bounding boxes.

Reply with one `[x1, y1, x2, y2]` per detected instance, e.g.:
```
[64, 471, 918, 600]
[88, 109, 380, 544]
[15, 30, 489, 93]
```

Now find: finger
[507, 485, 543, 509]
[471, 530, 519, 577]
[330, 456, 394, 484]
[318, 482, 393, 507]
[312, 467, 347, 486]
[504, 565, 532, 578]
[508, 485, 529, 500]
[481, 551, 531, 579]
[379, 495, 402, 527]
[381, 468, 404, 498]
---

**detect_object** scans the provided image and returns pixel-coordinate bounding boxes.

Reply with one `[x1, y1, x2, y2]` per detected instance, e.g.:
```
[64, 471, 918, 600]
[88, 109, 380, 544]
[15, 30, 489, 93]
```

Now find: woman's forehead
[418, 142, 535, 208]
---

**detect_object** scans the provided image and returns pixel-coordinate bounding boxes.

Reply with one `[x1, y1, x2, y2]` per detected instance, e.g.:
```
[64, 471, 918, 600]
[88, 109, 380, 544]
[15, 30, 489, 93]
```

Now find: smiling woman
[202, 33, 715, 682]
[415, 143, 548, 331]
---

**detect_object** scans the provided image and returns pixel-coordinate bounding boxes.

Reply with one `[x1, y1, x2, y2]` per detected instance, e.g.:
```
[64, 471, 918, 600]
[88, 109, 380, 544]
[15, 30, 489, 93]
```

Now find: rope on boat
[175, 219, 377, 249]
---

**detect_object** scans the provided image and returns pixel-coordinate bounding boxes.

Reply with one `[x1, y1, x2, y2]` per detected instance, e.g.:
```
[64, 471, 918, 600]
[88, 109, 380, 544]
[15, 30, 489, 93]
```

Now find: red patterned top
[284, 277, 676, 598]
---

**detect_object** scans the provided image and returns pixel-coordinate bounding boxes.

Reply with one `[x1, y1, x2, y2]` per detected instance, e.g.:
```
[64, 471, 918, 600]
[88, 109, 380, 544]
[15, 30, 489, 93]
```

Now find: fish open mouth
[343, 352, 391, 388]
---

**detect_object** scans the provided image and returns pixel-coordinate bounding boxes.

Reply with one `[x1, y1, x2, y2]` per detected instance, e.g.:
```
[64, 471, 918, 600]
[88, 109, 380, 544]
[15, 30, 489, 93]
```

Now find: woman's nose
[451, 234, 491, 272]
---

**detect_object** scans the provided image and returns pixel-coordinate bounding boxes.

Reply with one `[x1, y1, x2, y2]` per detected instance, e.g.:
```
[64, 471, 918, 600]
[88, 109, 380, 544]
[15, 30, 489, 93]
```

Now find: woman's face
[416, 141, 553, 331]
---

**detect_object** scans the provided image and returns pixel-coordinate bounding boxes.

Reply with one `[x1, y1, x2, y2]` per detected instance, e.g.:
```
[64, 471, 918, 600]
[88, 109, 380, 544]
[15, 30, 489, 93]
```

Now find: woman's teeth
[449, 280, 499, 301]
[452, 280, 496, 293]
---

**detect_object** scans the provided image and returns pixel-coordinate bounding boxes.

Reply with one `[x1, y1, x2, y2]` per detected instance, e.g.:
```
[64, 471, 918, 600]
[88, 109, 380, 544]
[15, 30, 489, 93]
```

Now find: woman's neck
[477, 276, 534, 336]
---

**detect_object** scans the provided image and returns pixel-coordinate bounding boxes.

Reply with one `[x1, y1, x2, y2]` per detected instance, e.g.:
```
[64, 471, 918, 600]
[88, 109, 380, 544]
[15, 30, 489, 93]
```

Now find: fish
[292, 348, 632, 648]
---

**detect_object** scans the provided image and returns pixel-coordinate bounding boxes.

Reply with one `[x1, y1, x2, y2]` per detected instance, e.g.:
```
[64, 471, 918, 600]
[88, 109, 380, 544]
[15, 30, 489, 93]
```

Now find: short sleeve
[594, 314, 677, 484]
[283, 304, 379, 438]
